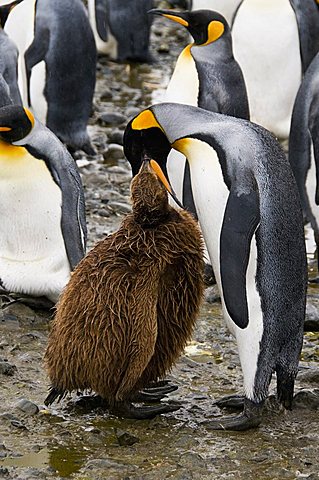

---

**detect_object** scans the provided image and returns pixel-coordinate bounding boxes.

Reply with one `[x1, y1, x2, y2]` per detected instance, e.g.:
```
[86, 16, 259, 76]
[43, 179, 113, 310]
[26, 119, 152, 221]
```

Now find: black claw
[111, 401, 181, 419]
[143, 384, 178, 395]
[203, 399, 264, 431]
[214, 394, 245, 410]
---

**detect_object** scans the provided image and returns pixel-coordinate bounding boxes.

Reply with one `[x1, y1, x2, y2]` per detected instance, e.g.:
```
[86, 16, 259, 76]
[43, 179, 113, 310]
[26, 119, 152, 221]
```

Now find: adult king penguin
[190, 0, 241, 25]
[0, 105, 86, 303]
[289, 51, 319, 278]
[88, 0, 154, 62]
[149, 8, 249, 221]
[124, 103, 307, 430]
[231, 0, 319, 141]
[1, 0, 96, 154]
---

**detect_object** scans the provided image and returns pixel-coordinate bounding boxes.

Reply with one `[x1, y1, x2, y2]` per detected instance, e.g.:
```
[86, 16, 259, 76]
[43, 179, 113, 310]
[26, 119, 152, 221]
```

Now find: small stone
[103, 144, 124, 163]
[98, 112, 127, 127]
[108, 130, 124, 145]
[107, 202, 132, 215]
[0, 467, 9, 477]
[305, 299, 319, 331]
[298, 368, 319, 384]
[204, 285, 220, 304]
[157, 43, 170, 53]
[115, 429, 139, 446]
[0, 361, 17, 376]
[100, 89, 113, 101]
[178, 452, 206, 469]
[293, 390, 319, 410]
[16, 398, 39, 415]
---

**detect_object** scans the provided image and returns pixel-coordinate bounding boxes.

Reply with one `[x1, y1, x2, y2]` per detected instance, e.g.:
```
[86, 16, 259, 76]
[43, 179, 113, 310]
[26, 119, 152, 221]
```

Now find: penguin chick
[44, 160, 205, 419]
[0, 105, 86, 303]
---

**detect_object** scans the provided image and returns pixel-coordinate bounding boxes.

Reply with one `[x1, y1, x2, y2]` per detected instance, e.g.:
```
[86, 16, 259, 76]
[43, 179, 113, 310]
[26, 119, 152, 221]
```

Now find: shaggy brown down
[44, 162, 204, 407]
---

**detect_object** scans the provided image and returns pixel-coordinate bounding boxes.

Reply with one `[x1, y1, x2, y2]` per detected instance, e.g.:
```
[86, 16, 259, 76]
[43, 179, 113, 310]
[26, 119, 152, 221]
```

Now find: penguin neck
[191, 34, 233, 59]
[0, 139, 27, 158]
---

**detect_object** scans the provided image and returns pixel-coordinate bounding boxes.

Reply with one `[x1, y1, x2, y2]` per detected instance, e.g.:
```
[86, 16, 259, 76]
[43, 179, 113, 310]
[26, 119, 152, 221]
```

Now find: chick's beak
[149, 159, 184, 209]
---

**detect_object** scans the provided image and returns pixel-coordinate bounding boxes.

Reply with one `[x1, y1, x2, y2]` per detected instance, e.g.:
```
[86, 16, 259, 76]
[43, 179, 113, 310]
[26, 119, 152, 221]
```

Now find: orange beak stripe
[150, 159, 173, 194]
[0, 127, 11, 131]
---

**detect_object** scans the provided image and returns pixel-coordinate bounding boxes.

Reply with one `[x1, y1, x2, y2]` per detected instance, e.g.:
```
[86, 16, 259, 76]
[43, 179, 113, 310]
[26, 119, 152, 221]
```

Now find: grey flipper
[14, 121, 87, 269]
[0, 30, 22, 105]
[95, 0, 108, 42]
[220, 187, 260, 329]
[0, 74, 12, 107]
[289, 0, 319, 73]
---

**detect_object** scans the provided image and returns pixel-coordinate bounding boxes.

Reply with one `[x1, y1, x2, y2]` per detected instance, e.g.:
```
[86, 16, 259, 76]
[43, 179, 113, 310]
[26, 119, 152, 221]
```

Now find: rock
[108, 130, 124, 146]
[305, 297, 319, 331]
[293, 390, 319, 410]
[16, 399, 39, 415]
[0, 361, 17, 376]
[86, 458, 127, 469]
[107, 202, 132, 215]
[204, 285, 220, 304]
[103, 145, 124, 163]
[178, 452, 207, 469]
[98, 112, 127, 127]
[298, 368, 319, 384]
[100, 89, 113, 101]
[157, 43, 170, 54]
[0, 467, 9, 477]
[115, 429, 139, 447]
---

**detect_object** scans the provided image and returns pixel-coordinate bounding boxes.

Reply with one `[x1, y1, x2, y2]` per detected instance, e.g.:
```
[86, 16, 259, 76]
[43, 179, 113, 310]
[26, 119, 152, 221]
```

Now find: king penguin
[149, 8, 249, 218]
[190, 0, 241, 25]
[1, 0, 96, 154]
[231, 0, 319, 141]
[88, 0, 154, 62]
[289, 51, 319, 278]
[0, 104, 87, 303]
[123, 103, 307, 430]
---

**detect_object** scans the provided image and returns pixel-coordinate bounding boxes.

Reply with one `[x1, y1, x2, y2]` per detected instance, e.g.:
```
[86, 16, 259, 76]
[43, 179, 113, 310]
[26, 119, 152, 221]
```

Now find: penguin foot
[132, 384, 178, 403]
[213, 394, 245, 410]
[111, 401, 181, 420]
[203, 399, 264, 431]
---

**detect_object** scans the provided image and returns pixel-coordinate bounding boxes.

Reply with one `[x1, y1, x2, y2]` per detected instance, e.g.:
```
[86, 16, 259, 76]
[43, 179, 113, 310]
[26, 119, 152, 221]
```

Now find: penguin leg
[203, 398, 264, 431]
[213, 394, 245, 410]
[110, 400, 181, 420]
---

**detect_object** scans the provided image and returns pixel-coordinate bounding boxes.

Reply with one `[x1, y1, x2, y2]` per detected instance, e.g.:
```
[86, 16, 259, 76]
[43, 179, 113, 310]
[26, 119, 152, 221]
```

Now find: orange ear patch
[204, 20, 224, 45]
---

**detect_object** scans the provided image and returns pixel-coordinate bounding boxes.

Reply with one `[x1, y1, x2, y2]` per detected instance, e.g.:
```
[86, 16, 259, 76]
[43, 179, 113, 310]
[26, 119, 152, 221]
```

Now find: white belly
[192, 0, 242, 24]
[0, 145, 70, 301]
[232, 0, 302, 140]
[174, 137, 263, 399]
[4, 0, 36, 107]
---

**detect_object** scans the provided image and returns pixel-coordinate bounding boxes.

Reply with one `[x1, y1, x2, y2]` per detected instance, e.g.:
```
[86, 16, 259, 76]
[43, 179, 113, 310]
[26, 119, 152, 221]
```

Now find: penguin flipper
[289, 0, 319, 72]
[220, 187, 260, 329]
[95, 0, 108, 42]
[25, 25, 50, 106]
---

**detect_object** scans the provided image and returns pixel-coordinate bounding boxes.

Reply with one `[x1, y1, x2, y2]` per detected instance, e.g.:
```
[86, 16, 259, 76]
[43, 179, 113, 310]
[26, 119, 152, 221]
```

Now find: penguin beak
[149, 159, 184, 209]
[148, 9, 189, 27]
[0, 126, 11, 131]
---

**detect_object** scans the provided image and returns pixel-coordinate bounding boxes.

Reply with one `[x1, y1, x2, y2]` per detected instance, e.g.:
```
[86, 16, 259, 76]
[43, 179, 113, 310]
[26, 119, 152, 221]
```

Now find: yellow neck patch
[203, 20, 224, 45]
[172, 138, 192, 156]
[163, 14, 188, 27]
[131, 109, 164, 133]
[0, 139, 27, 158]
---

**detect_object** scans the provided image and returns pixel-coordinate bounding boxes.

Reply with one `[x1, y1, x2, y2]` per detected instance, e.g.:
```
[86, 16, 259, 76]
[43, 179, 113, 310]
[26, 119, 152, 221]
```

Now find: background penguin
[44, 159, 204, 419]
[0, 104, 86, 303]
[289, 51, 319, 278]
[149, 8, 249, 282]
[0, 25, 21, 105]
[123, 103, 307, 430]
[88, 0, 154, 62]
[190, 0, 241, 25]
[1, 0, 96, 154]
[231, 0, 319, 141]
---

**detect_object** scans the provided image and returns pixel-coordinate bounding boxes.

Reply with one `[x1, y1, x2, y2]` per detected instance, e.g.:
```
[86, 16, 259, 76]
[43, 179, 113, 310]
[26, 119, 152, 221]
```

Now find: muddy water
[0, 9, 319, 480]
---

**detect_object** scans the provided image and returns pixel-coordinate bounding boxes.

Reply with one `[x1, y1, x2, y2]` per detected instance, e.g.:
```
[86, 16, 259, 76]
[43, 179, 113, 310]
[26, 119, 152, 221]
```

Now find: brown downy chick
[44, 160, 204, 419]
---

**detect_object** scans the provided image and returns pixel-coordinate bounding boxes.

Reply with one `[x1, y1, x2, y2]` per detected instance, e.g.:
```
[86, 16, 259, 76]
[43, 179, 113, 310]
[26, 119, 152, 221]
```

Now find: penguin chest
[174, 137, 263, 398]
[0, 146, 70, 300]
[165, 46, 199, 106]
[232, 0, 302, 139]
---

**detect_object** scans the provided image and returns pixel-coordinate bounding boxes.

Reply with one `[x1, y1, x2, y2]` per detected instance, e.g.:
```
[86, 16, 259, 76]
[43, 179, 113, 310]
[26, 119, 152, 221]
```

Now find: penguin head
[125, 109, 183, 210]
[0, 105, 34, 143]
[149, 8, 228, 45]
[0, 0, 24, 27]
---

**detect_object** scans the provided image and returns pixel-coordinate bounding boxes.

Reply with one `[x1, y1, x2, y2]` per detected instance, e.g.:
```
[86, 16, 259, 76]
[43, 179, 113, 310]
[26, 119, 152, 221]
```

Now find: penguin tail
[44, 387, 66, 406]
[276, 365, 296, 410]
